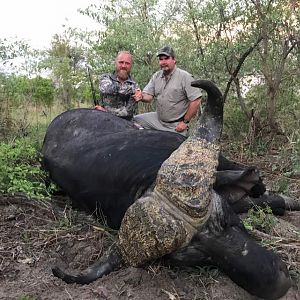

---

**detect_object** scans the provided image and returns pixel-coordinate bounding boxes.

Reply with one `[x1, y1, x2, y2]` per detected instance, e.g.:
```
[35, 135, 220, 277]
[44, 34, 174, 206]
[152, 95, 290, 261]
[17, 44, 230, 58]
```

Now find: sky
[0, 0, 99, 49]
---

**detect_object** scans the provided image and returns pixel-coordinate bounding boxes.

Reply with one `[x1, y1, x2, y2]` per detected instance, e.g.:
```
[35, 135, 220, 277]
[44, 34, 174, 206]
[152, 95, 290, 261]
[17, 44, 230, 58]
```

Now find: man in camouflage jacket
[95, 51, 140, 120]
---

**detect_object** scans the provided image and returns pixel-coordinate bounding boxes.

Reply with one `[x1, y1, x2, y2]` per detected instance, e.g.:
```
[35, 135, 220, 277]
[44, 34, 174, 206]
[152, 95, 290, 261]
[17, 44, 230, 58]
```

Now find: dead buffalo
[42, 80, 291, 299]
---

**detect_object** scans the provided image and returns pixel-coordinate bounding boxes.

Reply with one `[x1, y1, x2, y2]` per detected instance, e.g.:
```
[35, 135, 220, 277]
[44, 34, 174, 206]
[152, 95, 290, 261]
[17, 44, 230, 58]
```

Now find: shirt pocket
[168, 87, 185, 104]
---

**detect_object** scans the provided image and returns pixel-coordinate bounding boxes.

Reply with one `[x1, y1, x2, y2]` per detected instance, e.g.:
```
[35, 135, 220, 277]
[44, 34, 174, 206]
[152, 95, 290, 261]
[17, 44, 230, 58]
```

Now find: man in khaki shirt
[134, 46, 201, 136]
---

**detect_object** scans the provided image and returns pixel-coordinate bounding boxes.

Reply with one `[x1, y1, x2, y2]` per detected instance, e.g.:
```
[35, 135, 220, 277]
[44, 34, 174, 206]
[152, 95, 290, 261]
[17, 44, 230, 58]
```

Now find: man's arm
[141, 92, 154, 103]
[133, 91, 154, 103]
[95, 75, 109, 111]
[183, 98, 201, 121]
[134, 74, 156, 103]
[176, 98, 201, 132]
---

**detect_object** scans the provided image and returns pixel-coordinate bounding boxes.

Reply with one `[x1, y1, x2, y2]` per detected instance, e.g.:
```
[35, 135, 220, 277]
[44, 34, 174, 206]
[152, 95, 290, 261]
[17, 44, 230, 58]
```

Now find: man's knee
[134, 113, 157, 129]
[134, 114, 147, 127]
[133, 114, 143, 123]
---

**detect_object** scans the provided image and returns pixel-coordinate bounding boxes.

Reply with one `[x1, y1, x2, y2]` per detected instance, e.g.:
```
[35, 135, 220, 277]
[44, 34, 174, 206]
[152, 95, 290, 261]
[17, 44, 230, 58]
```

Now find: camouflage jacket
[99, 72, 139, 120]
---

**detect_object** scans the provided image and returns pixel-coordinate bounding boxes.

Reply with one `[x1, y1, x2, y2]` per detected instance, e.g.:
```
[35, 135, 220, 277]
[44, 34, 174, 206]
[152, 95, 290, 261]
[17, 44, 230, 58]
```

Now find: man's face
[115, 53, 133, 80]
[158, 55, 176, 75]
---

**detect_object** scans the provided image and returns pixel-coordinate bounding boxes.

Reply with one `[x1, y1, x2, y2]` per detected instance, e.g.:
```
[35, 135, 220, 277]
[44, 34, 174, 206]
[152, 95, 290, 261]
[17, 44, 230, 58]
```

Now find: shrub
[223, 101, 249, 141]
[243, 205, 277, 233]
[0, 138, 54, 200]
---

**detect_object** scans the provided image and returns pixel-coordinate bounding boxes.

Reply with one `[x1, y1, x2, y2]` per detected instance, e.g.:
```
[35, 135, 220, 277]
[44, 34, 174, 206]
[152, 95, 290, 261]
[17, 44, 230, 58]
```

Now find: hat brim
[157, 52, 171, 57]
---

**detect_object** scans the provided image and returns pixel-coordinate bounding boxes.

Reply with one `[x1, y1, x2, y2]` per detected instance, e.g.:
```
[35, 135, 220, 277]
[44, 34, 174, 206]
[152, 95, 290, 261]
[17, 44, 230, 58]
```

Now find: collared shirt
[143, 67, 202, 122]
[99, 72, 139, 120]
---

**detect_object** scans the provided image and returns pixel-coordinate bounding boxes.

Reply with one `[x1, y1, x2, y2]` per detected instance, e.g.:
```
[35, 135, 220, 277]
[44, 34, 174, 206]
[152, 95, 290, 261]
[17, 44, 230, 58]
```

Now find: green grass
[243, 205, 277, 233]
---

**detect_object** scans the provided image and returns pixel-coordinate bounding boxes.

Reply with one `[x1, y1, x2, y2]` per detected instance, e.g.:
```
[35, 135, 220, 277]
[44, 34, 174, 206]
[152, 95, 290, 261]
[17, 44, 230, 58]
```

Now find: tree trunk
[266, 85, 278, 131]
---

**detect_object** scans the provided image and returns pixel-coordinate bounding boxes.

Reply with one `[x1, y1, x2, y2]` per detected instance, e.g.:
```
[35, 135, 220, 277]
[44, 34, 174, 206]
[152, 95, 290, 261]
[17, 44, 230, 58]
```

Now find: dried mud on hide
[0, 194, 299, 300]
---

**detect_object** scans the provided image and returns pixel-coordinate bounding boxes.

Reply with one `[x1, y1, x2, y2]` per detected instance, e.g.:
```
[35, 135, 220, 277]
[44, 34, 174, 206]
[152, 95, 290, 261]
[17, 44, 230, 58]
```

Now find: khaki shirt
[143, 67, 201, 122]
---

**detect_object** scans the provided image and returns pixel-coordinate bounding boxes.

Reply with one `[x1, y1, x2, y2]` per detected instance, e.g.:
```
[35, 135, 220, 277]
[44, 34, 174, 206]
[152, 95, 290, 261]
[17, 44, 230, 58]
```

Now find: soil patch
[0, 193, 299, 300]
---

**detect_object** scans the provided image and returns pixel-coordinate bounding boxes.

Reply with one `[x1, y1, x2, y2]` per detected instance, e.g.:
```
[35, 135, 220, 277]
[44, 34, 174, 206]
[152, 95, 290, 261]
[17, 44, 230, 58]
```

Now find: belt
[164, 117, 183, 124]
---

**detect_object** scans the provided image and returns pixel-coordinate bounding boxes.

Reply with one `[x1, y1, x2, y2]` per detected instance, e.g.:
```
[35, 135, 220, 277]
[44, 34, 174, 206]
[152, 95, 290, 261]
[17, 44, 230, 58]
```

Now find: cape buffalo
[42, 80, 292, 299]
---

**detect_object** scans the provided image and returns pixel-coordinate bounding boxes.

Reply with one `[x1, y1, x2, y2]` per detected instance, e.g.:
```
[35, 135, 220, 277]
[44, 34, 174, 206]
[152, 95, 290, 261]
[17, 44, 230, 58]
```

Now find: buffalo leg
[52, 245, 123, 284]
[200, 226, 291, 299]
[167, 226, 291, 300]
[231, 192, 300, 215]
[231, 193, 285, 215]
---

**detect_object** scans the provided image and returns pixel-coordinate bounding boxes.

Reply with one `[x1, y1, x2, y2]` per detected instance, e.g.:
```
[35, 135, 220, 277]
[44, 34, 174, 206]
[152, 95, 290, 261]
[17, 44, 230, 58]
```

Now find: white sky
[0, 0, 99, 49]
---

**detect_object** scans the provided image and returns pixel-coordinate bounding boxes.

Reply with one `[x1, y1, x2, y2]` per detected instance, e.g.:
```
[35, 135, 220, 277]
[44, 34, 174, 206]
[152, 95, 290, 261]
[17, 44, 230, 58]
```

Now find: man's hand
[95, 105, 106, 111]
[133, 88, 143, 102]
[176, 121, 189, 132]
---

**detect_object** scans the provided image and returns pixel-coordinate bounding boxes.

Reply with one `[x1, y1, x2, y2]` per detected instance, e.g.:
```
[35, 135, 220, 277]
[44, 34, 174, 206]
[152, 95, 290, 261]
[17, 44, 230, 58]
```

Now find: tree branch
[223, 35, 263, 102]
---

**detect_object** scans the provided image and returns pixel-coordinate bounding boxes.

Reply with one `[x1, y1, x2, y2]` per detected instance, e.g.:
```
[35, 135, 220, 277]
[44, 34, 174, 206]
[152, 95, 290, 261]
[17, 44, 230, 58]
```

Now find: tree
[249, 0, 300, 133]
[46, 33, 90, 108]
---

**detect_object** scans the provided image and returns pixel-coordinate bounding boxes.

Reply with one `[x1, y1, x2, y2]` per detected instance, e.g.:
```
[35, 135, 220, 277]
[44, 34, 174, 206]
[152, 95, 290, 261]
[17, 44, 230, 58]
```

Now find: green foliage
[1, 0, 299, 151]
[45, 33, 91, 108]
[57, 206, 80, 229]
[0, 38, 31, 65]
[30, 76, 55, 107]
[290, 151, 300, 177]
[278, 78, 300, 153]
[223, 99, 249, 139]
[273, 146, 300, 179]
[0, 138, 54, 200]
[0, 74, 50, 141]
[0, 74, 28, 105]
[274, 177, 290, 194]
[252, 138, 270, 156]
[19, 295, 36, 300]
[243, 206, 277, 233]
[244, 83, 267, 116]
[0, 73, 55, 116]
[289, 268, 300, 284]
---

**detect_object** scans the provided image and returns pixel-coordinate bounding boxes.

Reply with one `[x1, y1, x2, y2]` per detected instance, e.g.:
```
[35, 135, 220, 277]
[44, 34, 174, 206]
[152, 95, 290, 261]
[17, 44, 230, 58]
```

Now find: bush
[243, 205, 277, 233]
[223, 100, 249, 141]
[0, 138, 54, 200]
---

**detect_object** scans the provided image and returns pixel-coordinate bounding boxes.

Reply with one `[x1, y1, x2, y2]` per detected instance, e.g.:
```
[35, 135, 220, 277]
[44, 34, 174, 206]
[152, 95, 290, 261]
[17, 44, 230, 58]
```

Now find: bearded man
[95, 51, 140, 120]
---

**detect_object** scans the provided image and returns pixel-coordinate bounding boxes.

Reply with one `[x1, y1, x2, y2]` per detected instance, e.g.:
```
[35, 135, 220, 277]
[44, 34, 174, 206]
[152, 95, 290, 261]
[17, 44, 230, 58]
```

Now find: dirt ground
[0, 190, 299, 300]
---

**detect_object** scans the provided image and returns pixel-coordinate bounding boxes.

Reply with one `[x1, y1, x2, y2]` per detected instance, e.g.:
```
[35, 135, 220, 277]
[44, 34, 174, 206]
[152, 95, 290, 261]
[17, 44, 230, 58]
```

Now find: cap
[156, 46, 175, 58]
